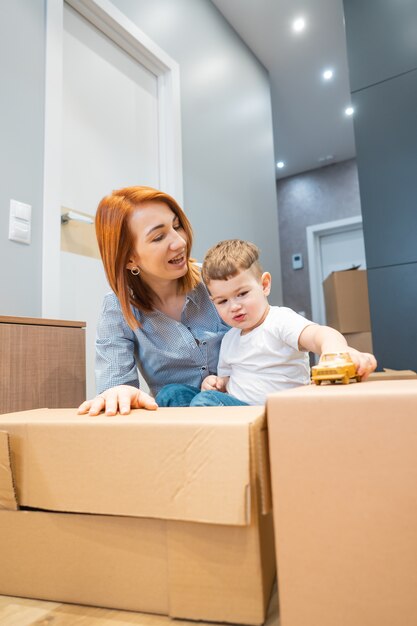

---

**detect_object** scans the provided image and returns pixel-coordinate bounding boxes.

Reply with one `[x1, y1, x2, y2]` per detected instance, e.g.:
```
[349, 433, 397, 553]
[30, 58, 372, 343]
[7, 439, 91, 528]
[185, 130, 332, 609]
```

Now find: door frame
[42, 0, 183, 317]
[307, 215, 363, 324]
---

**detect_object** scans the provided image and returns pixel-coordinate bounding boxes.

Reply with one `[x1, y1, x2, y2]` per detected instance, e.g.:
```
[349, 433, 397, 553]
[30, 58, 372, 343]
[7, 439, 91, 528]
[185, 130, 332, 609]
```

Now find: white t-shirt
[217, 306, 314, 405]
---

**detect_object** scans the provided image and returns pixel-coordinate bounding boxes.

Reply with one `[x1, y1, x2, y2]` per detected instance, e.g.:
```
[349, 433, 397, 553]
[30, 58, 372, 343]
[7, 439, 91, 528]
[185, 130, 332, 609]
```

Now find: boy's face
[208, 268, 271, 334]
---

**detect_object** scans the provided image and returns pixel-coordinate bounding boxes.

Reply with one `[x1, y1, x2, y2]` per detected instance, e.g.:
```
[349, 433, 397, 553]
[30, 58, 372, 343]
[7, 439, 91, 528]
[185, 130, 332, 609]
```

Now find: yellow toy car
[311, 352, 361, 385]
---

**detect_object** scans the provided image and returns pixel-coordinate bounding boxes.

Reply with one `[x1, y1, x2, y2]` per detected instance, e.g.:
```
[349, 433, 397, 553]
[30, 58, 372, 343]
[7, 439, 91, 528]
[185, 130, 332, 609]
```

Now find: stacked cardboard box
[323, 268, 373, 351]
[0, 406, 275, 624]
[267, 379, 417, 626]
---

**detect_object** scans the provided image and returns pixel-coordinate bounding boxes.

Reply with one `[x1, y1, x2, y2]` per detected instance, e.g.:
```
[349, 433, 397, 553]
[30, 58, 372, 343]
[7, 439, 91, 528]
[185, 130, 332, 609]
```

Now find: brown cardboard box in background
[267, 380, 417, 626]
[0, 407, 275, 625]
[343, 330, 373, 353]
[323, 268, 371, 333]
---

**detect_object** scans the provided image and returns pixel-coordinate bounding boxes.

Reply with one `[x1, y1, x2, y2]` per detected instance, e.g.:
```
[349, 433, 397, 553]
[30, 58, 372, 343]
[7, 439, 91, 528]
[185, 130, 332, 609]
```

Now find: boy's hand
[300, 324, 377, 382]
[201, 375, 228, 392]
[345, 348, 377, 381]
[201, 375, 218, 391]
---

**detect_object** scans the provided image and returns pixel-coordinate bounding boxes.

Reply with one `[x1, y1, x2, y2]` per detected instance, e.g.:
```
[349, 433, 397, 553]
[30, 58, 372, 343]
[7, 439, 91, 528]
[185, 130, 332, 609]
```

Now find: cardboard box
[323, 268, 371, 333]
[0, 407, 275, 624]
[368, 368, 417, 381]
[343, 330, 373, 353]
[267, 380, 417, 626]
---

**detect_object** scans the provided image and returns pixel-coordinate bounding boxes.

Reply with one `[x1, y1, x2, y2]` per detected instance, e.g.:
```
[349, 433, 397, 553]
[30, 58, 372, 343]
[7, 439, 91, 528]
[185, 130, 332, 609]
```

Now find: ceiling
[211, 0, 356, 179]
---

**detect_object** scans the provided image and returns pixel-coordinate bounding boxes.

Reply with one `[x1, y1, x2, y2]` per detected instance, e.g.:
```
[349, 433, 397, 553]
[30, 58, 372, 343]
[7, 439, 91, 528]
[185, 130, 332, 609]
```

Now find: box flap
[0, 406, 265, 526]
[0, 431, 18, 511]
[250, 419, 272, 515]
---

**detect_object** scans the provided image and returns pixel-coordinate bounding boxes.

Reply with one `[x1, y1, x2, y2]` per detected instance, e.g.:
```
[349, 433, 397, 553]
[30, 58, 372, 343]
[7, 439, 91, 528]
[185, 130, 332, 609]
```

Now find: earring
[130, 266, 140, 276]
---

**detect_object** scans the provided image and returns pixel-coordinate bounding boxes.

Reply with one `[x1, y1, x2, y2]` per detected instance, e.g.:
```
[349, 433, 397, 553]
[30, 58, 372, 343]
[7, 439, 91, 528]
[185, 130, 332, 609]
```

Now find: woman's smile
[168, 251, 186, 266]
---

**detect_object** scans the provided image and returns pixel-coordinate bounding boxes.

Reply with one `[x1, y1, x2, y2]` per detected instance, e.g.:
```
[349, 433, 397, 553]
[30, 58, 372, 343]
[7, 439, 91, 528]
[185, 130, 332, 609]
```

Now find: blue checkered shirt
[95, 280, 229, 397]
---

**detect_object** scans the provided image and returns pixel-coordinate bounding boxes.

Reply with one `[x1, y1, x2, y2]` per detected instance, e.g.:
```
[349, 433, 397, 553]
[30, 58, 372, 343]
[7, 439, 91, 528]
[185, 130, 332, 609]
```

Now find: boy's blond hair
[202, 239, 263, 284]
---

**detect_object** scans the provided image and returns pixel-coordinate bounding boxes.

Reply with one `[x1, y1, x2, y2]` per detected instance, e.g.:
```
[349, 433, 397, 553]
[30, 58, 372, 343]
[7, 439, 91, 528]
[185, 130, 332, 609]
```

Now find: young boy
[195, 239, 377, 406]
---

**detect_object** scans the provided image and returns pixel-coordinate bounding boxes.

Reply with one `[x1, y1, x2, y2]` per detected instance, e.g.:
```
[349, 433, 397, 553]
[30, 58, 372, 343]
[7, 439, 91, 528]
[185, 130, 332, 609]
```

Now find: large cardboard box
[0, 407, 275, 624]
[323, 268, 371, 333]
[267, 380, 417, 626]
[368, 368, 417, 381]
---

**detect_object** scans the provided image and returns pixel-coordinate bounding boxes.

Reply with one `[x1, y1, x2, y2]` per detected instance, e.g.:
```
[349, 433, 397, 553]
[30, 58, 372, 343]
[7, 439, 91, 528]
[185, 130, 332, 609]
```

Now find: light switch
[9, 199, 32, 244]
[13, 201, 31, 221]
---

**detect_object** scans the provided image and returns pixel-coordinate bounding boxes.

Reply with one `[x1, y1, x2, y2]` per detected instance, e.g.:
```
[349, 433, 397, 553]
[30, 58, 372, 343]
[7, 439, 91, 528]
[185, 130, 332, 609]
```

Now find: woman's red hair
[95, 186, 200, 330]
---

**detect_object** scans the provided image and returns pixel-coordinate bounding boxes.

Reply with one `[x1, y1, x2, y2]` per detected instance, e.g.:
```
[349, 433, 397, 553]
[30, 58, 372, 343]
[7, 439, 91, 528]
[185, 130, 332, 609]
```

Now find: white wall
[0, 0, 282, 319]
[0, 0, 45, 316]
[83, 0, 283, 303]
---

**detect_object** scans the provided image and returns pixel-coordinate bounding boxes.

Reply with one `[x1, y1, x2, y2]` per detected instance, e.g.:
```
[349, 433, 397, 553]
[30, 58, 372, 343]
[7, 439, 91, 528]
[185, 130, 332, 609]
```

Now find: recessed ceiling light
[292, 17, 306, 33]
[345, 106, 354, 116]
[277, 161, 285, 169]
[322, 69, 333, 81]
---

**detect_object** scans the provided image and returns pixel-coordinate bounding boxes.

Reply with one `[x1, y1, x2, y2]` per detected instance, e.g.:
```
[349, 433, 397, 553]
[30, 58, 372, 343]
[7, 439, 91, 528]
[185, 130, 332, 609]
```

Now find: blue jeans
[155, 383, 249, 407]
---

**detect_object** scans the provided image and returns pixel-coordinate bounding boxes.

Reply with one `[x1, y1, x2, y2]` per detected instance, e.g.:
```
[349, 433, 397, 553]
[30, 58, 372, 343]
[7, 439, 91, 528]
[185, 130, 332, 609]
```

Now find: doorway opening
[307, 216, 365, 325]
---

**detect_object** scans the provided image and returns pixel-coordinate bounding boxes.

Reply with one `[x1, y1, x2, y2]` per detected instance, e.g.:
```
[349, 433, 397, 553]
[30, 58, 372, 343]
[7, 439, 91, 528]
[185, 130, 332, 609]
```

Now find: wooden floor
[0, 587, 279, 626]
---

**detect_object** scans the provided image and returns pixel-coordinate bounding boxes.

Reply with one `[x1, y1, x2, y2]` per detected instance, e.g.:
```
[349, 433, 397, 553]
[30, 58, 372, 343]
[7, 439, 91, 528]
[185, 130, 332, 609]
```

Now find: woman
[78, 185, 230, 416]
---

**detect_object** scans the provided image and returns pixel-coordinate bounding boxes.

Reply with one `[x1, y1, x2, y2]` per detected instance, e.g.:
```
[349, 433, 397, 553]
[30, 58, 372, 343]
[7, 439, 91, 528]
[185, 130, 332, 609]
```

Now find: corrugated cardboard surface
[343, 330, 373, 353]
[0, 406, 275, 624]
[267, 380, 417, 626]
[0, 511, 169, 614]
[368, 369, 417, 381]
[1, 407, 259, 524]
[323, 269, 371, 333]
[0, 510, 274, 623]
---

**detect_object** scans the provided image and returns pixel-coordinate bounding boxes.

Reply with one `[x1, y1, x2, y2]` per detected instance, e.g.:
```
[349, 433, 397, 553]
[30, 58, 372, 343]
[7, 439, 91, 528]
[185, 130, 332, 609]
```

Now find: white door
[60, 2, 160, 398]
[320, 227, 367, 280]
[307, 217, 366, 325]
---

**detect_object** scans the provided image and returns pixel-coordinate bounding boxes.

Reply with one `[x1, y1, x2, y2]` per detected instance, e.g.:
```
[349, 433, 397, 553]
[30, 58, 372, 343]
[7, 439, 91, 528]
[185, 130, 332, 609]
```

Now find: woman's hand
[346, 348, 377, 381]
[77, 385, 158, 416]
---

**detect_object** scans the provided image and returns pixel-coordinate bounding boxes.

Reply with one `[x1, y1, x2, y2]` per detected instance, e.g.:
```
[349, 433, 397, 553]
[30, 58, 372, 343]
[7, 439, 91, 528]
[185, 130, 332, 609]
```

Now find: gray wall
[0, 0, 282, 317]
[343, 0, 417, 370]
[113, 0, 282, 303]
[277, 159, 361, 320]
[0, 0, 45, 316]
